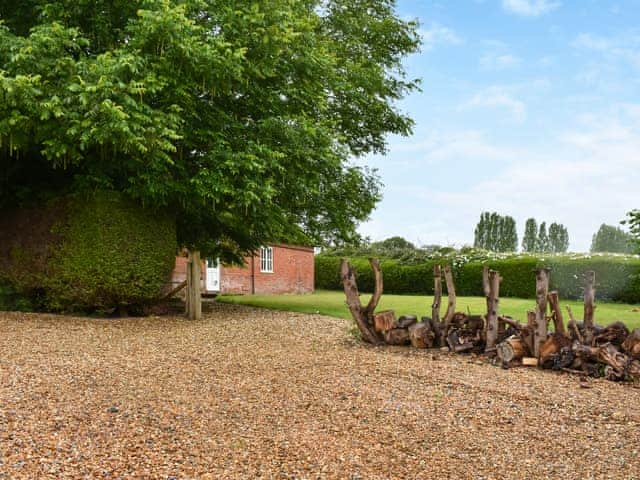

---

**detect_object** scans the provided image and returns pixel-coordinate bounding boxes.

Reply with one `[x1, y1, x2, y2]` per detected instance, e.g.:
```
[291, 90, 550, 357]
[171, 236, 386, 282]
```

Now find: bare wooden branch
[566, 305, 576, 322]
[162, 280, 187, 301]
[583, 271, 596, 345]
[485, 269, 502, 353]
[365, 258, 384, 314]
[547, 291, 566, 336]
[432, 264, 442, 325]
[533, 268, 550, 358]
[442, 265, 457, 334]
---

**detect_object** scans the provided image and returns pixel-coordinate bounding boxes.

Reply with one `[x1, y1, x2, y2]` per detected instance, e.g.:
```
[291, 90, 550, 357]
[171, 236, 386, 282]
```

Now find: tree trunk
[533, 268, 550, 358]
[409, 322, 436, 349]
[547, 291, 566, 336]
[496, 335, 526, 364]
[341, 258, 385, 345]
[442, 265, 457, 338]
[485, 269, 502, 353]
[583, 271, 596, 345]
[524, 311, 536, 355]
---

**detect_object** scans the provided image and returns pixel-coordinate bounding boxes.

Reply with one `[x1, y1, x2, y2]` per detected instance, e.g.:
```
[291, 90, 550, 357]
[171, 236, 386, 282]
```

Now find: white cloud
[480, 52, 521, 70]
[572, 32, 640, 69]
[360, 104, 640, 252]
[419, 23, 463, 51]
[502, 0, 561, 17]
[462, 86, 527, 122]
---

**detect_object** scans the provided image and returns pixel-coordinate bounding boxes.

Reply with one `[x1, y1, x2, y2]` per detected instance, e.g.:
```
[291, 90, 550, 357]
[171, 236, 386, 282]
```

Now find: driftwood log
[341, 258, 385, 345]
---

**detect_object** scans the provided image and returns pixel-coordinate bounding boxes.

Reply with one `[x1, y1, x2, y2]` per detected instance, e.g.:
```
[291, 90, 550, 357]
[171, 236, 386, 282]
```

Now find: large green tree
[591, 223, 633, 253]
[0, 0, 420, 259]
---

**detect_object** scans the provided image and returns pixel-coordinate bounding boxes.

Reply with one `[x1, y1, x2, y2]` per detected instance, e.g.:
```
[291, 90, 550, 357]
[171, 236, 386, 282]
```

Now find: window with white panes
[260, 246, 273, 273]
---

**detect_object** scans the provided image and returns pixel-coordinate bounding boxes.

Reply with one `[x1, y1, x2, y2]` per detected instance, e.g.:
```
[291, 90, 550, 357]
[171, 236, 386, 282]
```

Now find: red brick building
[171, 244, 314, 295]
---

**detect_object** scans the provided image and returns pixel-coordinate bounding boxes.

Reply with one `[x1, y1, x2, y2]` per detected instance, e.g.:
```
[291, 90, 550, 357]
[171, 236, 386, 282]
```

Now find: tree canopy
[0, 0, 420, 259]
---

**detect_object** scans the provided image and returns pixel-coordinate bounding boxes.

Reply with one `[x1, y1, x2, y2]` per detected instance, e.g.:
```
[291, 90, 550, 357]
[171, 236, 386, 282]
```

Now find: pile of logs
[340, 258, 640, 382]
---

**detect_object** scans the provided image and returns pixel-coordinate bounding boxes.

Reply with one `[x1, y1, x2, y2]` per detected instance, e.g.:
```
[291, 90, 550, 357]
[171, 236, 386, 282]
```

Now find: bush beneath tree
[0, 191, 176, 314]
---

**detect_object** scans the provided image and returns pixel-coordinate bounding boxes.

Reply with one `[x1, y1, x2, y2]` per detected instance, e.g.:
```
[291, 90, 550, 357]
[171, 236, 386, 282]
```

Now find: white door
[205, 258, 220, 292]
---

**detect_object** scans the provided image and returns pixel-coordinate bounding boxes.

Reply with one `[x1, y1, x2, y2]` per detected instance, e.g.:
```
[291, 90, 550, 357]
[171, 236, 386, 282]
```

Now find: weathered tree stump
[533, 268, 550, 358]
[539, 332, 573, 369]
[594, 321, 629, 347]
[583, 271, 596, 345]
[484, 267, 502, 353]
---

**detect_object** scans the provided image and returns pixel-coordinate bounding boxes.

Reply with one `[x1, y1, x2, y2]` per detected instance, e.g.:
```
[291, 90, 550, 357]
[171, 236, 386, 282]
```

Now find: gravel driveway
[1, 302, 639, 479]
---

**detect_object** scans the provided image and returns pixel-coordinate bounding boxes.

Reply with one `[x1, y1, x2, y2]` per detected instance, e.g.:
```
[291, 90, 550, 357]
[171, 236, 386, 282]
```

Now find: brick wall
[170, 244, 314, 295]
[220, 244, 314, 295]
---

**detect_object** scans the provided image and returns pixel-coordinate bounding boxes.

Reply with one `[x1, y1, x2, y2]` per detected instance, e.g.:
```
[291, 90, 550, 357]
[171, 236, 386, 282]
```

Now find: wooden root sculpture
[341, 258, 385, 345]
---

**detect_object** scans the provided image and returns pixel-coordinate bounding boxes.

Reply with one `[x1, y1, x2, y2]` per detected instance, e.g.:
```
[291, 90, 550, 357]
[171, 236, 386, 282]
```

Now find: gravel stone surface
[1, 302, 639, 479]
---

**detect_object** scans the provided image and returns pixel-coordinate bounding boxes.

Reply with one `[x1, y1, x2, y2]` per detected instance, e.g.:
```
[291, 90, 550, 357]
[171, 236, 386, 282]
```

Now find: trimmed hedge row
[315, 255, 640, 303]
[0, 191, 177, 313]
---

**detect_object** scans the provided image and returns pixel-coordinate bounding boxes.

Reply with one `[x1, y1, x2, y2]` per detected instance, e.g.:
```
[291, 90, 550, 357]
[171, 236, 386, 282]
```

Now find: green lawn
[219, 289, 640, 329]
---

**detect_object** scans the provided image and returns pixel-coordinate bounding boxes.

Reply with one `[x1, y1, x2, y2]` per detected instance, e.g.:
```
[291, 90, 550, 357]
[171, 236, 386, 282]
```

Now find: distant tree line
[473, 213, 569, 253]
[473, 212, 518, 252]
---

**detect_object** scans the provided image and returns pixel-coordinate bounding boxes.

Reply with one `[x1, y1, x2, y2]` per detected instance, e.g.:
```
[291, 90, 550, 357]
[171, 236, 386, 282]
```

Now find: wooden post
[533, 268, 550, 358]
[583, 271, 596, 345]
[186, 250, 202, 320]
[485, 269, 502, 353]
[442, 265, 456, 337]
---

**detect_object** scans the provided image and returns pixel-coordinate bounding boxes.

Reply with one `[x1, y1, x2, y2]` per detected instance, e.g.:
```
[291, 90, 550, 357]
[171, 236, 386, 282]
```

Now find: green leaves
[1, 0, 419, 256]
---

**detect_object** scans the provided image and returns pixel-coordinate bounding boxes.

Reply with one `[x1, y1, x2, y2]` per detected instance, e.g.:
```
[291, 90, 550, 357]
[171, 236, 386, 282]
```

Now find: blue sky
[358, 0, 640, 252]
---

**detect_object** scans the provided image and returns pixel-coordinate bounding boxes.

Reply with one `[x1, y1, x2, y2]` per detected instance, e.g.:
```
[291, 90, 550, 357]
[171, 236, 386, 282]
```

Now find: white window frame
[260, 246, 273, 273]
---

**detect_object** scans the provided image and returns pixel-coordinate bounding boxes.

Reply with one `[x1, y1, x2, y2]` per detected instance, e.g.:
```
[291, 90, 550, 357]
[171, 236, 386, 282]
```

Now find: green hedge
[315, 254, 640, 302]
[0, 191, 177, 313]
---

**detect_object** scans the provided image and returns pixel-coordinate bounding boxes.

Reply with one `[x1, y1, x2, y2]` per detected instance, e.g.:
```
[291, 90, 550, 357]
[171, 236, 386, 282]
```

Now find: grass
[219, 289, 640, 329]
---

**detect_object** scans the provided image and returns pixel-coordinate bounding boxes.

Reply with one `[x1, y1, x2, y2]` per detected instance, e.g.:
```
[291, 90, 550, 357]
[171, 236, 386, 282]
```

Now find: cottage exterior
[171, 244, 314, 295]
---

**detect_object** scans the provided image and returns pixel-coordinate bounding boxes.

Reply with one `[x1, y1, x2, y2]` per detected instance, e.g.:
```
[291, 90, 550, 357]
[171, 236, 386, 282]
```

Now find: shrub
[316, 253, 640, 302]
[0, 191, 177, 313]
